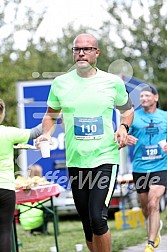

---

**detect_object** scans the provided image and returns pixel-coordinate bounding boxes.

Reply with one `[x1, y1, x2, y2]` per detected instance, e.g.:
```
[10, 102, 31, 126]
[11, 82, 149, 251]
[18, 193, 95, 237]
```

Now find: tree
[102, 0, 167, 109]
[1, 0, 167, 115]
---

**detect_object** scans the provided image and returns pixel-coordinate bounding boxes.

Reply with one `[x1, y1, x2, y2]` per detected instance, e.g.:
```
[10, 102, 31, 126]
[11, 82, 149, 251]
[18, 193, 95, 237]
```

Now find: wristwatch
[120, 123, 129, 133]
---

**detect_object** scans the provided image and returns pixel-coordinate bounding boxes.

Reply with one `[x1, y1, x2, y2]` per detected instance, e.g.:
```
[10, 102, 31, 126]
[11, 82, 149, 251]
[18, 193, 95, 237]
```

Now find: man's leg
[138, 192, 149, 236]
[138, 192, 149, 218]
[86, 240, 94, 252]
[68, 168, 94, 251]
[93, 230, 111, 252]
[89, 164, 118, 252]
[69, 164, 118, 252]
[147, 185, 165, 242]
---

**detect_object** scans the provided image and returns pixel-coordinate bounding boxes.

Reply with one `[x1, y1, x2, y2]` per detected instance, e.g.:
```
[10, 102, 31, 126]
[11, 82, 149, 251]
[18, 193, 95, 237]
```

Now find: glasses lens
[72, 48, 80, 54]
[72, 47, 97, 54]
[83, 48, 92, 53]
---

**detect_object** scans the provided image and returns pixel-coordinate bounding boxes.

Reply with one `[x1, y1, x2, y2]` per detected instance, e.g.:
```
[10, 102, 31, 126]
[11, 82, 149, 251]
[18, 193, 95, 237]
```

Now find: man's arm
[42, 107, 61, 135]
[114, 107, 134, 149]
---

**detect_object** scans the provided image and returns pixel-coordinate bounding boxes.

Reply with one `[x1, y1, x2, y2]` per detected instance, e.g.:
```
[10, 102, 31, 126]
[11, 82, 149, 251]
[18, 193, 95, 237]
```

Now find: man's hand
[35, 134, 52, 149]
[163, 144, 167, 153]
[35, 107, 60, 149]
[115, 106, 134, 149]
[114, 125, 128, 150]
[126, 135, 138, 146]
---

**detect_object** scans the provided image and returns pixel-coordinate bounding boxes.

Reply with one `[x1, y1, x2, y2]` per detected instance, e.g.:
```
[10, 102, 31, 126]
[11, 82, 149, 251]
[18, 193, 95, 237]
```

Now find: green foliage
[104, 0, 167, 109]
[0, 0, 167, 130]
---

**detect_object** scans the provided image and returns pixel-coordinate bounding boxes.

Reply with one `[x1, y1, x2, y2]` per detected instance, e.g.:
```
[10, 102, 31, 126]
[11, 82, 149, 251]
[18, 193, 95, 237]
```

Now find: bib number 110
[81, 124, 97, 133]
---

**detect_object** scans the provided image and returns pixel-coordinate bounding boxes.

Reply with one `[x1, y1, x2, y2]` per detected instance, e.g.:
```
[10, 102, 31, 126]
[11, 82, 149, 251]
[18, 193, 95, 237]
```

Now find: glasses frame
[72, 47, 97, 54]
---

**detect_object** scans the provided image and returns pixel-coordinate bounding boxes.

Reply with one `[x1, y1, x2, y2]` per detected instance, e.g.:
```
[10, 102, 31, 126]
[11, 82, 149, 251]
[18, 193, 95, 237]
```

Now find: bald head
[72, 33, 100, 76]
[73, 33, 98, 48]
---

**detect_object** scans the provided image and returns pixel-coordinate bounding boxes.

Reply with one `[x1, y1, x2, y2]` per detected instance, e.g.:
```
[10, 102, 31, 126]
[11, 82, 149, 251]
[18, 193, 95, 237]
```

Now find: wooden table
[12, 184, 64, 252]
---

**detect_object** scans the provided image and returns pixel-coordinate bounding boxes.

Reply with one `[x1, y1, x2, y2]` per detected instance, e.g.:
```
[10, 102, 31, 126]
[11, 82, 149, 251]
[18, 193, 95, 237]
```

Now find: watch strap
[120, 123, 129, 133]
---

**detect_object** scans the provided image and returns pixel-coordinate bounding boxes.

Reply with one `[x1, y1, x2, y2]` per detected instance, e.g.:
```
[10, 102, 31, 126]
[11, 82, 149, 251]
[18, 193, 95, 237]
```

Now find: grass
[16, 211, 167, 252]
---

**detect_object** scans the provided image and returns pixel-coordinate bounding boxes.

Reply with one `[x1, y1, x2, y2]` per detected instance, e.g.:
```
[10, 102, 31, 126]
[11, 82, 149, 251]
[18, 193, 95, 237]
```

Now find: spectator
[0, 99, 42, 252]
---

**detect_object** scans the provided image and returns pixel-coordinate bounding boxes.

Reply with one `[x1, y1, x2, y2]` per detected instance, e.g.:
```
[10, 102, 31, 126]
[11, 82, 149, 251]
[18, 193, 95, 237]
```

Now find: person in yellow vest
[18, 165, 48, 234]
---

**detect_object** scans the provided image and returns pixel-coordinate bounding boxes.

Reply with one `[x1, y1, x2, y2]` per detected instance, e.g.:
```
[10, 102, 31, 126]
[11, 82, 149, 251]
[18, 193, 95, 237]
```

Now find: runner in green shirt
[36, 33, 134, 252]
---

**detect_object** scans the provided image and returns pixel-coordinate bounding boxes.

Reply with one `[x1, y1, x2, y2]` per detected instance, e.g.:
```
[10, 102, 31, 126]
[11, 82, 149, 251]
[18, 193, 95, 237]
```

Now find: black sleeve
[116, 96, 133, 110]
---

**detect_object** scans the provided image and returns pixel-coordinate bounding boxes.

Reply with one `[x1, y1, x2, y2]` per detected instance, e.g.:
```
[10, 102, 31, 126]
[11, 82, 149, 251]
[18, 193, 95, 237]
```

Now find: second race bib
[142, 144, 162, 160]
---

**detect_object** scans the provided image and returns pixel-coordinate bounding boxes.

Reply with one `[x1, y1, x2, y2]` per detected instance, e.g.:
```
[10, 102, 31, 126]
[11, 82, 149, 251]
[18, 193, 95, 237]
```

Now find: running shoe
[144, 244, 154, 252]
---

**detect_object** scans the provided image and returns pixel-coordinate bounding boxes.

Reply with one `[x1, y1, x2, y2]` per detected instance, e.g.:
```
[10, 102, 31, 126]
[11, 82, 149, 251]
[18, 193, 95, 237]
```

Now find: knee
[91, 215, 108, 235]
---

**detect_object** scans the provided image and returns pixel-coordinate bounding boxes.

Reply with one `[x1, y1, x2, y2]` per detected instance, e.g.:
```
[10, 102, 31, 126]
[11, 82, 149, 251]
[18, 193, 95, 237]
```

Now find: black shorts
[133, 170, 167, 193]
[68, 164, 119, 241]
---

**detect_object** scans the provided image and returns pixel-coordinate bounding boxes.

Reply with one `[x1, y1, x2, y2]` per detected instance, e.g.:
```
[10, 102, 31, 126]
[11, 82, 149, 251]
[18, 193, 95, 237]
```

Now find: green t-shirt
[47, 69, 128, 168]
[0, 125, 30, 190]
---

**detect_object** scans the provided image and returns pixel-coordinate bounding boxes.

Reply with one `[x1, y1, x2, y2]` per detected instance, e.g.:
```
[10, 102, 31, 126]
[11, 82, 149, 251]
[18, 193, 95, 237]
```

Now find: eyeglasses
[72, 47, 97, 54]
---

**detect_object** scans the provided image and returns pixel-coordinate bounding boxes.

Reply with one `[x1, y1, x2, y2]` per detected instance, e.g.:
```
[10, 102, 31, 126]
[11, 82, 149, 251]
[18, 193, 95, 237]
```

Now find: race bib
[74, 116, 104, 139]
[142, 145, 162, 160]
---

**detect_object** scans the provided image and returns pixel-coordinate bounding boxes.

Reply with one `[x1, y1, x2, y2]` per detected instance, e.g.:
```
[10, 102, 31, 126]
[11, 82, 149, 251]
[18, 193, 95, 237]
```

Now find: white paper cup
[75, 244, 83, 252]
[49, 246, 57, 252]
[40, 141, 50, 158]
[158, 139, 167, 150]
